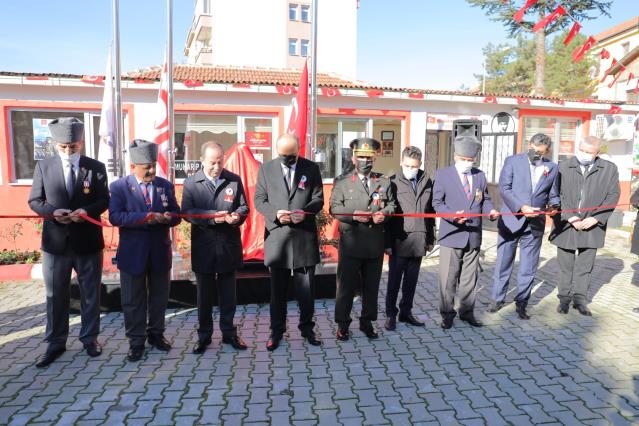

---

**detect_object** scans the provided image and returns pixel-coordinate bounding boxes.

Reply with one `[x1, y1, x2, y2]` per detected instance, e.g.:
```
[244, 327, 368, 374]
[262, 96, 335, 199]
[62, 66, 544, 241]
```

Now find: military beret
[129, 139, 158, 164]
[350, 137, 381, 157]
[48, 117, 84, 144]
[454, 135, 482, 158]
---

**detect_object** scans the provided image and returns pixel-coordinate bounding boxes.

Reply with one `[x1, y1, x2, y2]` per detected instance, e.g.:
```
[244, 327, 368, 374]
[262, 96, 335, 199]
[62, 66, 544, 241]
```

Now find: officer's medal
[224, 187, 234, 202]
[298, 175, 307, 190]
[475, 188, 483, 203]
[83, 170, 92, 194]
[372, 191, 380, 206]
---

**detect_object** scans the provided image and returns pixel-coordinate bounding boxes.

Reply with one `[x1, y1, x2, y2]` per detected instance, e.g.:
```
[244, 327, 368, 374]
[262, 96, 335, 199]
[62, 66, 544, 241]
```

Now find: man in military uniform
[109, 140, 181, 362]
[330, 137, 396, 340]
[28, 117, 109, 368]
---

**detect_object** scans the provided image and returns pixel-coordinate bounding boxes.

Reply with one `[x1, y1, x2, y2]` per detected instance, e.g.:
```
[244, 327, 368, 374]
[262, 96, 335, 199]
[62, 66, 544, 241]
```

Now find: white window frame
[288, 38, 298, 56]
[301, 4, 310, 22]
[289, 3, 298, 21]
[300, 39, 309, 57]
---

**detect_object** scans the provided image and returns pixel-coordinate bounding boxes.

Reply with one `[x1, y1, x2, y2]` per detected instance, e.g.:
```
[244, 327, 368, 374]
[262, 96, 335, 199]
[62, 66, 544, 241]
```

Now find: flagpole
[309, 0, 318, 159]
[112, 0, 124, 177]
[166, 0, 175, 184]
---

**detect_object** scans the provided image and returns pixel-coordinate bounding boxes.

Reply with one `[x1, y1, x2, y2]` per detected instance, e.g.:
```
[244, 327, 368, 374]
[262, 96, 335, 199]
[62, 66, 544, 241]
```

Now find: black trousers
[269, 267, 316, 337]
[335, 254, 383, 329]
[385, 255, 422, 318]
[195, 272, 237, 341]
[557, 247, 597, 305]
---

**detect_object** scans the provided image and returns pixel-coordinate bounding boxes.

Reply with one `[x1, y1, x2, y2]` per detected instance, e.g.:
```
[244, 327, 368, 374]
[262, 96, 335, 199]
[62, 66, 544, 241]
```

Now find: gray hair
[529, 133, 552, 147]
[200, 141, 224, 157]
[581, 136, 601, 150]
[401, 146, 422, 161]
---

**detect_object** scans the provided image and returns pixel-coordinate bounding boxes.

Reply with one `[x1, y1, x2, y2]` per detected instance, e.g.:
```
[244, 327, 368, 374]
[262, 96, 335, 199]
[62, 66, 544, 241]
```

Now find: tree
[477, 30, 596, 98]
[466, 0, 611, 95]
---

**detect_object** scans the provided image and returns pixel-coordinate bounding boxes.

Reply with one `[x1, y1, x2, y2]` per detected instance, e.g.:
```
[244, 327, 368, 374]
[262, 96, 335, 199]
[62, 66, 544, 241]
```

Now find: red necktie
[141, 183, 152, 210]
[463, 173, 472, 200]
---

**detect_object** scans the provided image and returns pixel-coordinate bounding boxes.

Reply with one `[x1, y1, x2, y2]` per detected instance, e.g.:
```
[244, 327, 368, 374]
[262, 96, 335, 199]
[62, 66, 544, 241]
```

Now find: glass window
[244, 118, 273, 164]
[174, 114, 238, 179]
[289, 3, 297, 20]
[288, 38, 297, 56]
[10, 110, 86, 180]
[301, 5, 310, 22]
[300, 40, 309, 57]
[372, 118, 402, 176]
[522, 116, 581, 163]
[316, 118, 339, 178]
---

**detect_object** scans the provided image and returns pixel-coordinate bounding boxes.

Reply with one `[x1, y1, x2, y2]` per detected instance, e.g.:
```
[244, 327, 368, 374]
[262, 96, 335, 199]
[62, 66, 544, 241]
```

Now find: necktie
[285, 167, 292, 191]
[411, 178, 417, 193]
[141, 183, 152, 210]
[66, 163, 75, 198]
[463, 173, 472, 200]
[208, 178, 217, 193]
[361, 176, 369, 194]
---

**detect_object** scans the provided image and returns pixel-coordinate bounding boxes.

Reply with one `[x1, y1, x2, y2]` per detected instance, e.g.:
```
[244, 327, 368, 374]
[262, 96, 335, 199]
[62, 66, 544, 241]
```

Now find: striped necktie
[140, 183, 152, 210]
[463, 173, 472, 200]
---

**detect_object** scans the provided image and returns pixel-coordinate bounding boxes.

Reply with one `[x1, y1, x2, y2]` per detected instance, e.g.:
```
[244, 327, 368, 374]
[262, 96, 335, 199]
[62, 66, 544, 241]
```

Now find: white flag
[98, 46, 117, 182]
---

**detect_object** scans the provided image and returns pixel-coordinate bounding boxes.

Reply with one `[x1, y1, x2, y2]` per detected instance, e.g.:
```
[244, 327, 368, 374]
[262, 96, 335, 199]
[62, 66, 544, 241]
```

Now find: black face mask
[281, 154, 297, 167]
[528, 148, 543, 163]
[355, 159, 373, 175]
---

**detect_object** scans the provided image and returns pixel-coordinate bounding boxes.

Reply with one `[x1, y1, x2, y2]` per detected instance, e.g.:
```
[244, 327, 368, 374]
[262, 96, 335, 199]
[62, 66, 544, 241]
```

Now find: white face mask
[402, 167, 419, 181]
[575, 150, 595, 166]
[59, 151, 80, 163]
[455, 160, 473, 174]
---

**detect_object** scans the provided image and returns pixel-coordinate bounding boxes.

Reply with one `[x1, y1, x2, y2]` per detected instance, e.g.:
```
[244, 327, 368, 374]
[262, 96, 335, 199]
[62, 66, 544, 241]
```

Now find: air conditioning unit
[596, 114, 635, 142]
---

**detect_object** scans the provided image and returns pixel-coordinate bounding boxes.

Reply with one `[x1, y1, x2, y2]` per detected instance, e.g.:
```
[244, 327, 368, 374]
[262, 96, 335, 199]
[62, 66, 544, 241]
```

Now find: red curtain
[223, 143, 265, 261]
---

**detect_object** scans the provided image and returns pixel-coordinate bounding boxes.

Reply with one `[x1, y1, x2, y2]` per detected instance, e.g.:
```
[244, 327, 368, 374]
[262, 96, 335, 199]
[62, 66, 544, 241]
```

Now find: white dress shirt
[530, 159, 545, 192]
[60, 156, 80, 194]
[135, 177, 153, 204]
[281, 162, 297, 190]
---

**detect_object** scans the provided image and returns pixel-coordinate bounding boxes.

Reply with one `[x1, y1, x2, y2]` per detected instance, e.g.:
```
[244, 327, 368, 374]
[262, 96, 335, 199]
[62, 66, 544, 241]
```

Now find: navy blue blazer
[432, 166, 494, 249]
[498, 153, 559, 235]
[108, 174, 181, 275]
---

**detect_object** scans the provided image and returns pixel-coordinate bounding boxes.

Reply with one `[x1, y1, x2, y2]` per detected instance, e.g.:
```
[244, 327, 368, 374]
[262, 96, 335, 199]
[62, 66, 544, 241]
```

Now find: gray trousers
[195, 272, 237, 341]
[42, 249, 102, 348]
[557, 247, 597, 305]
[439, 246, 480, 319]
[120, 269, 170, 347]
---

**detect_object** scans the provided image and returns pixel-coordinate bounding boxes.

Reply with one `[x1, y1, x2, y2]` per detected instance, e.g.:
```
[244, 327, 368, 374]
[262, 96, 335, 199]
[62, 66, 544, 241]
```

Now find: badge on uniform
[372, 192, 380, 206]
[475, 188, 483, 203]
[298, 175, 307, 190]
[83, 170, 92, 195]
[224, 187, 234, 202]
[160, 193, 169, 208]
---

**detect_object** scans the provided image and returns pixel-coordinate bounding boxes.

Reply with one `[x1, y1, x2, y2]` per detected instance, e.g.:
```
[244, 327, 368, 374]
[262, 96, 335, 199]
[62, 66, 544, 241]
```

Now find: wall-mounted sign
[245, 131, 271, 148]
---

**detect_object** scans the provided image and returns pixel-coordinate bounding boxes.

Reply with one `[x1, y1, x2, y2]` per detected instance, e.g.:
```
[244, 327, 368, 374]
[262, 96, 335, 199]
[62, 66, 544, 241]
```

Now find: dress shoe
[222, 335, 248, 350]
[148, 335, 172, 352]
[127, 345, 145, 362]
[633, 307, 639, 314]
[440, 317, 454, 330]
[302, 332, 322, 346]
[516, 305, 531, 320]
[557, 302, 570, 314]
[84, 341, 103, 357]
[459, 315, 483, 327]
[192, 339, 211, 354]
[384, 316, 397, 331]
[336, 328, 350, 341]
[488, 301, 506, 313]
[266, 335, 282, 351]
[35, 347, 66, 368]
[359, 324, 379, 339]
[398, 314, 425, 327]
[573, 304, 592, 316]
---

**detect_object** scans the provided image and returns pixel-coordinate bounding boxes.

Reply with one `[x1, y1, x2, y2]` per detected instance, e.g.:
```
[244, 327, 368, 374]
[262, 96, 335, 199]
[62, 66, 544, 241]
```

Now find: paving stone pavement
[1, 230, 639, 425]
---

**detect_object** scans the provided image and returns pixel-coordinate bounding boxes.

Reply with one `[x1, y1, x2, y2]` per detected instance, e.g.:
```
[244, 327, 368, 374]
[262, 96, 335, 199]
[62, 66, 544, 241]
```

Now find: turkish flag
[223, 144, 264, 261]
[550, 99, 565, 105]
[532, 5, 566, 33]
[134, 79, 154, 84]
[513, 0, 538, 22]
[286, 61, 309, 158]
[600, 48, 611, 59]
[483, 96, 497, 103]
[628, 73, 635, 85]
[572, 36, 596, 63]
[408, 92, 425, 99]
[276, 85, 297, 95]
[563, 21, 581, 46]
[81, 75, 105, 85]
[321, 87, 342, 97]
[516, 97, 531, 105]
[608, 105, 622, 114]
[183, 79, 203, 88]
[366, 89, 384, 98]
[607, 66, 625, 88]
[152, 62, 170, 179]
[601, 58, 618, 82]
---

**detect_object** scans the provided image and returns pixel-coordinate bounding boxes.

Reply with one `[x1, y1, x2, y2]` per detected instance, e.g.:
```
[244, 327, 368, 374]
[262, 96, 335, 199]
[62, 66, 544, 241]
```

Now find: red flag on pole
[563, 21, 581, 45]
[513, 0, 538, 23]
[572, 36, 596, 63]
[627, 73, 635, 84]
[152, 62, 170, 178]
[600, 48, 611, 59]
[608, 105, 622, 114]
[607, 66, 625, 88]
[286, 61, 309, 158]
[532, 5, 566, 33]
[601, 58, 618, 82]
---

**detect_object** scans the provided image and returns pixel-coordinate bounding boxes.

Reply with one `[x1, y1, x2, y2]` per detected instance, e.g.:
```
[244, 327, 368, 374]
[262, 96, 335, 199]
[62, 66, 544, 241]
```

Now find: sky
[0, 0, 637, 90]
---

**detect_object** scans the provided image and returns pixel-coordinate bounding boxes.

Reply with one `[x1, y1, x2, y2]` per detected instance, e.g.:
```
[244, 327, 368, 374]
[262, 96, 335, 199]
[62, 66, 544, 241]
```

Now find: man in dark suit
[432, 136, 498, 330]
[550, 136, 620, 316]
[385, 146, 435, 331]
[109, 139, 181, 362]
[254, 134, 324, 351]
[182, 141, 249, 354]
[28, 117, 109, 368]
[489, 133, 560, 319]
[330, 138, 397, 340]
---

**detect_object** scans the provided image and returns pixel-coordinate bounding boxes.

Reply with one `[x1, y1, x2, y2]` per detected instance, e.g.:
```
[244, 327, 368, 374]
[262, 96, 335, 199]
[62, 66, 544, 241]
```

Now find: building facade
[184, 0, 358, 79]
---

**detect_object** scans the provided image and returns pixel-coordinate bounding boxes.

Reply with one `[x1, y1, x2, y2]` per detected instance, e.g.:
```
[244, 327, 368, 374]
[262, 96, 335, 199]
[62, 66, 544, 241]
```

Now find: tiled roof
[595, 16, 639, 42]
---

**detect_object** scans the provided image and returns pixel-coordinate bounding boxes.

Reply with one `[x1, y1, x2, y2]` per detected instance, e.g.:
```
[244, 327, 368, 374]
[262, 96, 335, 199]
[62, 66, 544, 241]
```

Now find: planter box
[0, 263, 34, 281]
